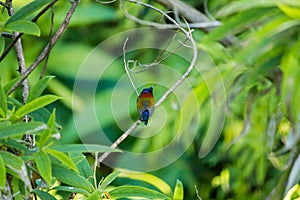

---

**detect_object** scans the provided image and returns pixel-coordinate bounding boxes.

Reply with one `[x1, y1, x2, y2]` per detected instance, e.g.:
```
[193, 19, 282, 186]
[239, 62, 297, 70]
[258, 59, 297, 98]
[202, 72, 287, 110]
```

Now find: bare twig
[123, 37, 139, 96]
[194, 185, 202, 200]
[7, 0, 80, 96]
[97, 0, 197, 164]
[40, 5, 55, 79]
[97, 120, 141, 163]
[0, 0, 59, 62]
[5, 0, 29, 103]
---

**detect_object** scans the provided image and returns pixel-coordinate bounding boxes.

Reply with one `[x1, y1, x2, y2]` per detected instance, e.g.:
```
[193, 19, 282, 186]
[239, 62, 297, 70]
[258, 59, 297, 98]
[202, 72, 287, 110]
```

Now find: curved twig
[97, 0, 198, 164]
[7, 0, 80, 96]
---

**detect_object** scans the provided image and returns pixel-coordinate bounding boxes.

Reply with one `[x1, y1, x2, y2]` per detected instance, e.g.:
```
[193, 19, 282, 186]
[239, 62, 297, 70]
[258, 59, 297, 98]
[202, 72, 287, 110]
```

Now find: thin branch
[5, 0, 29, 103]
[194, 185, 202, 200]
[96, 0, 197, 164]
[40, 5, 55, 79]
[0, 0, 59, 62]
[123, 37, 139, 96]
[7, 0, 80, 96]
[97, 120, 141, 163]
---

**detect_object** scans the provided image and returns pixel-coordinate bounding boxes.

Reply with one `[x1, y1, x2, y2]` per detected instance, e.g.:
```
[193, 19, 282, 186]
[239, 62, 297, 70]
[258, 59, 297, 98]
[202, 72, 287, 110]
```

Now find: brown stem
[7, 0, 80, 96]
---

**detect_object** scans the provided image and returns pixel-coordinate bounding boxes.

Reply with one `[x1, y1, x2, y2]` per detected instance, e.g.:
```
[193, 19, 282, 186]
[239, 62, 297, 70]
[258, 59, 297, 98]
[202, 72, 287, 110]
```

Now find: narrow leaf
[0, 80, 7, 118]
[109, 186, 171, 199]
[100, 171, 121, 191]
[284, 154, 300, 196]
[13, 95, 60, 120]
[33, 189, 56, 200]
[39, 109, 56, 147]
[0, 155, 6, 188]
[52, 164, 94, 193]
[46, 148, 78, 173]
[51, 144, 121, 153]
[86, 190, 102, 200]
[4, 77, 20, 94]
[27, 76, 55, 102]
[0, 122, 46, 140]
[69, 153, 93, 183]
[173, 179, 184, 200]
[52, 186, 90, 196]
[4, 20, 40, 36]
[0, 151, 31, 190]
[6, 0, 52, 23]
[0, 37, 4, 56]
[118, 171, 172, 195]
[34, 151, 52, 186]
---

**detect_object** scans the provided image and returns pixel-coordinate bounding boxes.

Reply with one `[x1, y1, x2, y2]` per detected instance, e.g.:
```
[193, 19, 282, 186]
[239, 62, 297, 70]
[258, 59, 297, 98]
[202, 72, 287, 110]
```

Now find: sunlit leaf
[34, 151, 52, 186]
[278, 3, 300, 19]
[109, 186, 171, 200]
[13, 95, 60, 120]
[173, 179, 184, 200]
[4, 20, 40, 36]
[118, 171, 172, 195]
[6, 0, 52, 23]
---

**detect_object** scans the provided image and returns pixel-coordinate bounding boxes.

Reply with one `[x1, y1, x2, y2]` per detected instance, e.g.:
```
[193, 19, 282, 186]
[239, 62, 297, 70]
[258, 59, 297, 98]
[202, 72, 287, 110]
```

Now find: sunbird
[136, 86, 155, 125]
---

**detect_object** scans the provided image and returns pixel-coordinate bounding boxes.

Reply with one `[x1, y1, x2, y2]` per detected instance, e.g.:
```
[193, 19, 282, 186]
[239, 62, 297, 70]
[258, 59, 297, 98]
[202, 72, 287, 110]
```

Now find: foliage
[1, 0, 300, 199]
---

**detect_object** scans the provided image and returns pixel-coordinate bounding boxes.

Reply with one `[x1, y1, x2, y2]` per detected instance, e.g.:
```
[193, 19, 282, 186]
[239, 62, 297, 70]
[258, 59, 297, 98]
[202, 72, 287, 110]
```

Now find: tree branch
[96, 0, 198, 165]
[7, 0, 80, 96]
[0, 0, 59, 62]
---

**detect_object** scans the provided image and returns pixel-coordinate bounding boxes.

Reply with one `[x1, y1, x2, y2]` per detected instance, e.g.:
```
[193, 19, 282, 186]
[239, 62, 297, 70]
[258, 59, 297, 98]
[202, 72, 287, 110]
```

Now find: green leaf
[46, 148, 78, 173]
[13, 95, 60, 120]
[0, 155, 6, 188]
[0, 37, 4, 56]
[99, 171, 121, 191]
[0, 80, 7, 118]
[52, 186, 90, 196]
[173, 180, 184, 200]
[4, 77, 21, 94]
[69, 153, 93, 183]
[51, 144, 121, 153]
[34, 151, 52, 186]
[109, 186, 171, 199]
[27, 76, 55, 102]
[38, 109, 56, 147]
[0, 122, 46, 140]
[33, 189, 56, 200]
[6, 0, 52, 24]
[118, 171, 172, 195]
[216, 0, 277, 17]
[4, 20, 40, 36]
[52, 164, 94, 193]
[278, 3, 300, 19]
[0, 151, 31, 190]
[86, 190, 102, 200]
[205, 8, 275, 42]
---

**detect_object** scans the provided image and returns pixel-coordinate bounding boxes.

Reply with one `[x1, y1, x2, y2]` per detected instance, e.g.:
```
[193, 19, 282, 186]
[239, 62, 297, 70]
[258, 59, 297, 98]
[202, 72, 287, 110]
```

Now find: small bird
[136, 86, 155, 125]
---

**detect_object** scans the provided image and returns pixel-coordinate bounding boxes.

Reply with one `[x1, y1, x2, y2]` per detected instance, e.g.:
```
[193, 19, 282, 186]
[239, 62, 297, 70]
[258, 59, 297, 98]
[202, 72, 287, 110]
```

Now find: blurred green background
[1, 0, 300, 199]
